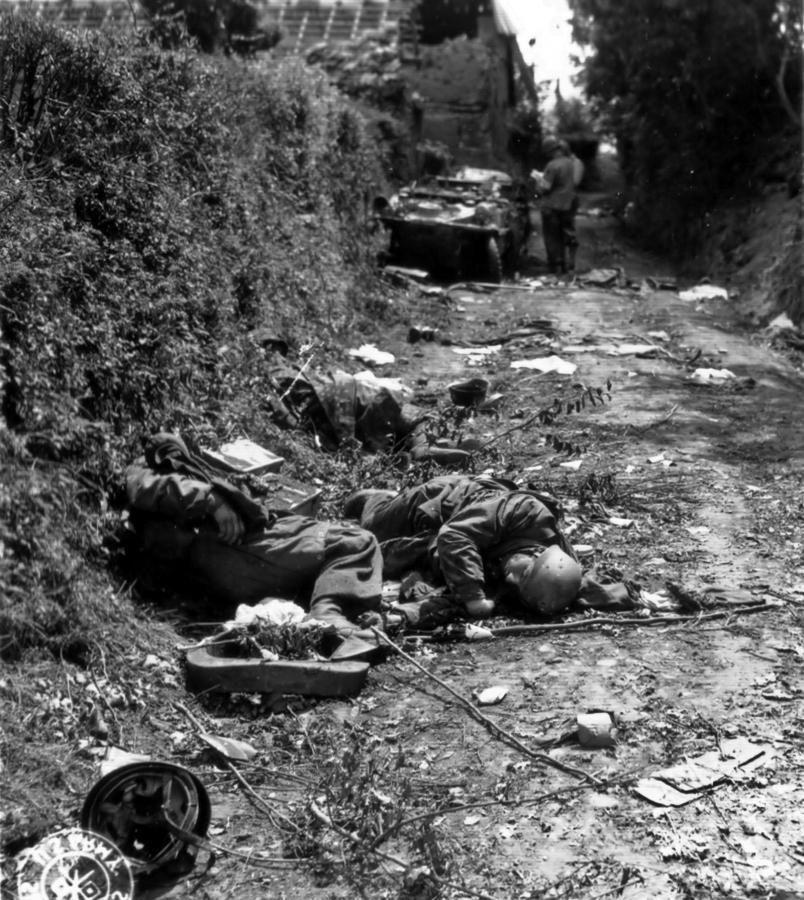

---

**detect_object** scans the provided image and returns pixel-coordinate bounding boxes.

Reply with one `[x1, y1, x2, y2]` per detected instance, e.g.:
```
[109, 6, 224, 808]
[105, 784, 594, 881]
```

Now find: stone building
[267, 0, 537, 170]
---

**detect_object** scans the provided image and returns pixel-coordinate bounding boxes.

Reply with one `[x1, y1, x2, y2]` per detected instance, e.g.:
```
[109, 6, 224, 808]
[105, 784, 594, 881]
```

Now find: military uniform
[538, 153, 579, 274]
[358, 475, 574, 605]
[125, 435, 382, 632]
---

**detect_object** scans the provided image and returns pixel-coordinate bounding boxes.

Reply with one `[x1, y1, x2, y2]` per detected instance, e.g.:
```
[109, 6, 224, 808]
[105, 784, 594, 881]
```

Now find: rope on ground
[369, 627, 602, 787]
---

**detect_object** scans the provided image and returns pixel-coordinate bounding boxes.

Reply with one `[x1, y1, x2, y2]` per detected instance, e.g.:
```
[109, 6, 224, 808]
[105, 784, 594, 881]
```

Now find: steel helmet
[81, 761, 210, 878]
[542, 136, 562, 155]
[517, 545, 582, 614]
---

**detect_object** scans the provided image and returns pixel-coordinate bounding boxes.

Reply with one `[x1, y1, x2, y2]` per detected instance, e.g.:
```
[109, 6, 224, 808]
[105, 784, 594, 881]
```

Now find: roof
[491, 0, 518, 36]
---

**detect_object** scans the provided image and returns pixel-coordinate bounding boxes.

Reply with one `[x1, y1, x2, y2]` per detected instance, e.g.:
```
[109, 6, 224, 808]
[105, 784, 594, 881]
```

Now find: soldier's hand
[209, 492, 245, 544]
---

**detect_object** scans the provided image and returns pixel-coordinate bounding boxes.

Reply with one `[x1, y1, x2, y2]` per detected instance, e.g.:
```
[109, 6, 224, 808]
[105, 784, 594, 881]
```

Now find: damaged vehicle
[374, 166, 531, 282]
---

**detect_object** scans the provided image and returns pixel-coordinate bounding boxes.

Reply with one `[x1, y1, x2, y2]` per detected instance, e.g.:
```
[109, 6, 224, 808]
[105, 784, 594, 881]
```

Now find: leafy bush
[568, 0, 802, 255]
[0, 13, 389, 659]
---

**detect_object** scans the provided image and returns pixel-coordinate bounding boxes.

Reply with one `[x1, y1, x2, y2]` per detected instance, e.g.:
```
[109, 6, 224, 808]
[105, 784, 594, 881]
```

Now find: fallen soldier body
[345, 475, 629, 619]
[125, 434, 382, 639]
[272, 366, 471, 466]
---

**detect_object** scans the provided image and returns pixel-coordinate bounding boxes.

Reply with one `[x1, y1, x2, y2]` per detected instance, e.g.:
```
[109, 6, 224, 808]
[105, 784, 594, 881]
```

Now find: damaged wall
[301, 0, 536, 173]
[401, 2, 525, 169]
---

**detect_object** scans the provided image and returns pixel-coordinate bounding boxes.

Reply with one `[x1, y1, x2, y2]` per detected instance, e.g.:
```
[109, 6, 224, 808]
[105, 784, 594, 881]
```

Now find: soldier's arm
[539, 161, 558, 193]
[435, 502, 497, 590]
[125, 461, 215, 523]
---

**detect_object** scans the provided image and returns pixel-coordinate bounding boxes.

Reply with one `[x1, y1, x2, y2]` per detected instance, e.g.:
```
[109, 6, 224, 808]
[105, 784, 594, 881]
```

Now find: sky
[503, 0, 583, 97]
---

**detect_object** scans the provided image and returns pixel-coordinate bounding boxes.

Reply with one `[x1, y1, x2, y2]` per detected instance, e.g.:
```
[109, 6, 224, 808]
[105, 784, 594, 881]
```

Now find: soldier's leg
[188, 517, 329, 605]
[562, 209, 579, 274]
[308, 523, 383, 629]
[541, 210, 564, 273]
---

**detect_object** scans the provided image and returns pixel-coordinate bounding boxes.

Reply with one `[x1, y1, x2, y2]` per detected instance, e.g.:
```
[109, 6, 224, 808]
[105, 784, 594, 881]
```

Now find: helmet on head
[542, 136, 562, 156]
[516, 545, 582, 614]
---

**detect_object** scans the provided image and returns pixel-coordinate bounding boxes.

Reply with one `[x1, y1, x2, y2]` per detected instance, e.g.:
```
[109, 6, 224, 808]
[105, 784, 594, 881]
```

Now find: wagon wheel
[485, 236, 502, 283]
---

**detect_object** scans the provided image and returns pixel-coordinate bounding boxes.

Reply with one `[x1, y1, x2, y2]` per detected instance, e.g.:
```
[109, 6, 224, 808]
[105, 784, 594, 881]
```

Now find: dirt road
[140, 210, 804, 900]
[358, 251, 803, 898]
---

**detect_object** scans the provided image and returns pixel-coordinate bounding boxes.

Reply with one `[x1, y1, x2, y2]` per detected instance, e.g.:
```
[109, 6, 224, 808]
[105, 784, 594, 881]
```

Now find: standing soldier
[532, 136, 581, 276]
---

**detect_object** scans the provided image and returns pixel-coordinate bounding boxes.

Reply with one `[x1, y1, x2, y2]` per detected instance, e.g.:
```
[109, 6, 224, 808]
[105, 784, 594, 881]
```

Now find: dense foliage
[568, 0, 802, 254]
[0, 14, 387, 660]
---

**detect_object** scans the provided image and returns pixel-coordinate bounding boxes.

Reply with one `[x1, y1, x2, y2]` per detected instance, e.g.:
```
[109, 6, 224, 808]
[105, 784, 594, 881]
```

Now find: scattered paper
[634, 738, 773, 806]
[229, 598, 306, 628]
[452, 345, 501, 357]
[580, 268, 620, 287]
[634, 779, 702, 807]
[765, 312, 797, 332]
[353, 370, 413, 396]
[511, 355, 577, 375]
[100, 747, 152, 776]
[761, 689, 795, 702]
[383, 265, 429, 281]
[638, 590, 679, 613]
[559, 459, 583, 470]
[200, 733, 258, 762]
[348, 344, 395, 366]
[464, 624, 495, 641]
[678, 284, 729, 302]
[606, 343, 659, 357]
[561, 344, 598, 354]
[473, 686, 508, 706]
[688, 367, 736, 384]
[608, 516, 634, 528]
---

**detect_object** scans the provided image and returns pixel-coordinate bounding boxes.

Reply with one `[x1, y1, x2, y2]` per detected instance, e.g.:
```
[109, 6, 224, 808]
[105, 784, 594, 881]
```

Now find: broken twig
[490, 602, 771, 637]
[175, 702, 300, 833]
[311, 802, 503, 900]
[370, 628, 601, 786]
[631, 403, 679, 433]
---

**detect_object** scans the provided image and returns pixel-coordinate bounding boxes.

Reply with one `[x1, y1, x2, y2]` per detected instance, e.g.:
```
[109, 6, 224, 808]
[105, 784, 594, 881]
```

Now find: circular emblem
[16, 828, 134, 900]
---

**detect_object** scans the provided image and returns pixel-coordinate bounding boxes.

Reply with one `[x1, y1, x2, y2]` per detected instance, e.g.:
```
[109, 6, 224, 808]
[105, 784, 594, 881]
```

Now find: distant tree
[507, 100, 542, 177]
[567, 0, 802, 252]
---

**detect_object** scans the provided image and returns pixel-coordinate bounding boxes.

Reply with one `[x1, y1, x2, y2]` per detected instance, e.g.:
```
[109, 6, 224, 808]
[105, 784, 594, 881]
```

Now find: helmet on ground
[516, 545, 582, 614]
[81, 761, 210, 878]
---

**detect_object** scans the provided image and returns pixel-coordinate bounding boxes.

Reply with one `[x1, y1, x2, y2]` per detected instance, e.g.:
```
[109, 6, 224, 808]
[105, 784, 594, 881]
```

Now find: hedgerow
[0, 13, 389, 660]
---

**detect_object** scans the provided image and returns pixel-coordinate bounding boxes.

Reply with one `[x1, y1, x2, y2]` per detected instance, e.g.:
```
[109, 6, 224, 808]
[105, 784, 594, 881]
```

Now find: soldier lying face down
[343, 475, 588, 618]
[124, 433, 383, 640]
